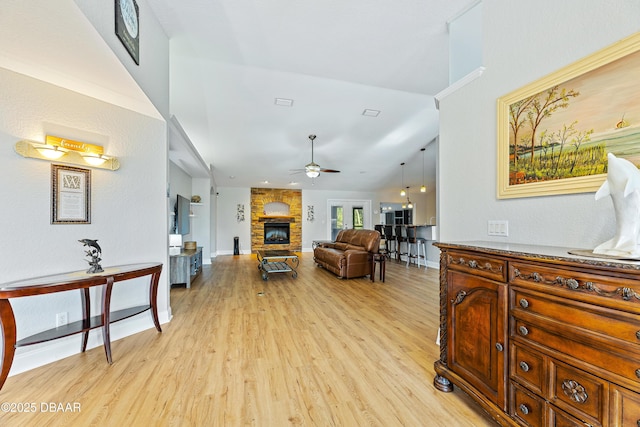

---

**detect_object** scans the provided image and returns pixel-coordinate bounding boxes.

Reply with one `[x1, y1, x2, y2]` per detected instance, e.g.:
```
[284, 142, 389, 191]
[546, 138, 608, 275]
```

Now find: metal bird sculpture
[79, 239, 103, 273]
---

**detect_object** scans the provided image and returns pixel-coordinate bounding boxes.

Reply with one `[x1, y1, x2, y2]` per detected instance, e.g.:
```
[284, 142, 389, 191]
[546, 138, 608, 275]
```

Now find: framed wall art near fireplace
[497, 32, 640, 199]
[51, 165, 91, 224]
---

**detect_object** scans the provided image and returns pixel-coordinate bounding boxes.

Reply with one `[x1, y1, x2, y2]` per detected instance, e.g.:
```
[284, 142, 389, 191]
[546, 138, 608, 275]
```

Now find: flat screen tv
[175, 194, 191, 235]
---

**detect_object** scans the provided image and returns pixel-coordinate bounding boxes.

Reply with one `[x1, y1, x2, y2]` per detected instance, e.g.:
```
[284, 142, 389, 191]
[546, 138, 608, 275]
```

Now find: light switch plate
[488, 220, 509, 237]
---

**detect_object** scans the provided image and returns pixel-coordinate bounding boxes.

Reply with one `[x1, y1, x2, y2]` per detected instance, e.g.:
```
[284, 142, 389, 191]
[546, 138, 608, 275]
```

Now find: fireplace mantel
[259, 216, 296, 223]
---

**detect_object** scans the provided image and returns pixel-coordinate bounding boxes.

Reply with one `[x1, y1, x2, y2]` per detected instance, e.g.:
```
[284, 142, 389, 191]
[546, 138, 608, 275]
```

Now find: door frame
[326, 199, 372, 239]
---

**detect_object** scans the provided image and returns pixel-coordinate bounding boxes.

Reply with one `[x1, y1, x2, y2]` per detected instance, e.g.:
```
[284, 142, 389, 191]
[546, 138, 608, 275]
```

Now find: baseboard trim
[9, 309, 171, 377]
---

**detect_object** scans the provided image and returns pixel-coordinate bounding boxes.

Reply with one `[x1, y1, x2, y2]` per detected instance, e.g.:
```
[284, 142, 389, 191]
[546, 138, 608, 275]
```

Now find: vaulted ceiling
[2, 0, 474, 194]
[150, 0, 474, 192]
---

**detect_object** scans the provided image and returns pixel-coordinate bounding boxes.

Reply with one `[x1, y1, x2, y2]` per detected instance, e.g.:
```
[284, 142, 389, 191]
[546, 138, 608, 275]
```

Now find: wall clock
[115, 0, 140, 65]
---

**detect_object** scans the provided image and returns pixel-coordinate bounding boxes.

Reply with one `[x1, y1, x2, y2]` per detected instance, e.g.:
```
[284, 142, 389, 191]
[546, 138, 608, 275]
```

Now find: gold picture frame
[497, 32, 640, 199]
[52, 164, 91, 224]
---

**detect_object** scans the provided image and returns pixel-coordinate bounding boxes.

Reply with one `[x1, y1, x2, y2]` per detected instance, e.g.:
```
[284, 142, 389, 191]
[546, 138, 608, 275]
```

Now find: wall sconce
[237, 204, 245, 222]
[307, 205, 315, 222]
[15, 135, 120, 171]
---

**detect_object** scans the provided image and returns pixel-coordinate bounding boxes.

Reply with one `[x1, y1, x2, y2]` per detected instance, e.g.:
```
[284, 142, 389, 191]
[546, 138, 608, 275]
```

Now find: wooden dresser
[434, 242, 640, 427]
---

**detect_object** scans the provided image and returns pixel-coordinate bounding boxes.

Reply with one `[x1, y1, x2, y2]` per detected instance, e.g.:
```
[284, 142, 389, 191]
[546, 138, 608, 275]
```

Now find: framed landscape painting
[497, 32, 640, 199]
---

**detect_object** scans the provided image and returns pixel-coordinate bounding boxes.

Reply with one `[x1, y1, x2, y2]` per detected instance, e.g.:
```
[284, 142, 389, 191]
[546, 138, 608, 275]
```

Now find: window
[353, 207, 364, 229]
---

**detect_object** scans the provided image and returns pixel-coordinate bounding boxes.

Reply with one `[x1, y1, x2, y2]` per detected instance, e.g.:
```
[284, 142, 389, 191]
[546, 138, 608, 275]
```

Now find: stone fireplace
[250, 188, 302, 253]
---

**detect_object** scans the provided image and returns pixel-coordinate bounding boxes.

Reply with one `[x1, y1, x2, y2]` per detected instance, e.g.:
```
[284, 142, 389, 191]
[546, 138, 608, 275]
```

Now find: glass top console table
[0, 262, 163, 391]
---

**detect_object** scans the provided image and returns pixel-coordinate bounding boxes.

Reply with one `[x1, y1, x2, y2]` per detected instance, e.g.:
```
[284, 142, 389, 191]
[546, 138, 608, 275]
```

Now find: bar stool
[395, 224, 407, 262]
[374, 224, 388, 260]
[405, 225, 427, 268]
[383, 225, 396, 259]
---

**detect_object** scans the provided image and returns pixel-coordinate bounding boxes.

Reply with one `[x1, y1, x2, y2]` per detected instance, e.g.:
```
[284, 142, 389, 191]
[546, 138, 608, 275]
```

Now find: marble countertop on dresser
[435, 240, 640, 271]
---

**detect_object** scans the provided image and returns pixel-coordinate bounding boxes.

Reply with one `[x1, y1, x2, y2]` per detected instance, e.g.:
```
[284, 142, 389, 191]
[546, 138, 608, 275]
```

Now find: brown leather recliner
[313, 229, 381, 279]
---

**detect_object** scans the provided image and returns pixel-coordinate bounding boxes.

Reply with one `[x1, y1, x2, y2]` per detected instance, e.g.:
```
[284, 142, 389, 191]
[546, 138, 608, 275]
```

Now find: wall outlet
[488, 220, 509, 237]
[56, 312, 68, 328]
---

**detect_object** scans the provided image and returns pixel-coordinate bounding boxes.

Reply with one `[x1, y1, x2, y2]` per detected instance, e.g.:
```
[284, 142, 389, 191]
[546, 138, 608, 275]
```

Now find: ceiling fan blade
[320, 168, 340, 173]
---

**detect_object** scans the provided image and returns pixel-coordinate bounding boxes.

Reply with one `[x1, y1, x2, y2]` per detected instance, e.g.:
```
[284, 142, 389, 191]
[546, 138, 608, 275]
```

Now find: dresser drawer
[512, 318, 640, 388]
[549, 406, 590, 427]
[611, 385, 640, 427]
[509, 262, 640, 313]
[446, 250, 506, 282]
[512, 287, 640, 349]
[510, 342, 545, 395]
[550, 360, 607, 425]
[510, 381, 544, 427]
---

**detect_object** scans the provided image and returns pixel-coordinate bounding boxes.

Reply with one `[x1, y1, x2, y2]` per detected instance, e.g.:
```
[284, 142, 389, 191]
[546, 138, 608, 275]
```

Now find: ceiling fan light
[306, 162, 320, 178]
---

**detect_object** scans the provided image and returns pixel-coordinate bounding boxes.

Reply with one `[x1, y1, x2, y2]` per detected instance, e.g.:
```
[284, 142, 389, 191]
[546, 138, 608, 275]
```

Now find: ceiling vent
[274, 98, 294, 107]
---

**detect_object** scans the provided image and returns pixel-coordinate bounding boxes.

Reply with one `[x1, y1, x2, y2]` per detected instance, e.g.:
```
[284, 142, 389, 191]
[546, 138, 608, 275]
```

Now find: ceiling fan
[292, 134, 340, 178]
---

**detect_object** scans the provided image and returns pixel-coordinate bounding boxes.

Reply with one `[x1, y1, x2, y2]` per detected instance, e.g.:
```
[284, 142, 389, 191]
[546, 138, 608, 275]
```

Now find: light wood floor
[0, 254, 497, 426]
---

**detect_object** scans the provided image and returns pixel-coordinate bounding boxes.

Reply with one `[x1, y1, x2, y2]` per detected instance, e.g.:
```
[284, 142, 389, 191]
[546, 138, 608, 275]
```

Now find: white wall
[75, 0, 170, 118]
[0, 69, 168, 375]
[216, 187, 252, 255]
[0, 0, 172, 376]
[449, 0, 483, 84]
[192, 177, 212, 264]
[439, 0, 640, 249]
[210, 179, 218, 258]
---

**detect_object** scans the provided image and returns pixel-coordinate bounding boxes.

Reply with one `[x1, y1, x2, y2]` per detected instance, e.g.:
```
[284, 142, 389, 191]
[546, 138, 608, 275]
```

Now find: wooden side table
[371, 252, 386, 283]
[0, 263, 163, 391]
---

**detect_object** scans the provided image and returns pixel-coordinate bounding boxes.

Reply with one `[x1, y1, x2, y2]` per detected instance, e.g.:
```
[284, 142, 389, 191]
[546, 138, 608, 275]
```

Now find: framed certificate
[52, 165, 91, 224]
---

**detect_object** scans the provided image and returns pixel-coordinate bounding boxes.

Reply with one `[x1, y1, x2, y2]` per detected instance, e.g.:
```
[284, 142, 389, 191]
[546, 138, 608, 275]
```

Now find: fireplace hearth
[264, 223, 290, 245]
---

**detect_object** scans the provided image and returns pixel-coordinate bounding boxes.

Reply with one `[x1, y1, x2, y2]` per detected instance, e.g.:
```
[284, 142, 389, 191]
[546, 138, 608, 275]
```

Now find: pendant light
[400, 163, 406, 196]
[420, 148, 426, 193]
[406, 187, 413, 209]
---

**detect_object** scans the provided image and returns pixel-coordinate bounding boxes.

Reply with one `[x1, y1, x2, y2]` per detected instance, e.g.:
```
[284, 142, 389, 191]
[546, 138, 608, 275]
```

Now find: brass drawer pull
[518, 325, 529, 336]
[518, 403, 530, 415]
[519, 361, 530, 372]
[561, 379, 588, 404]
[519, 298, 529, 309]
